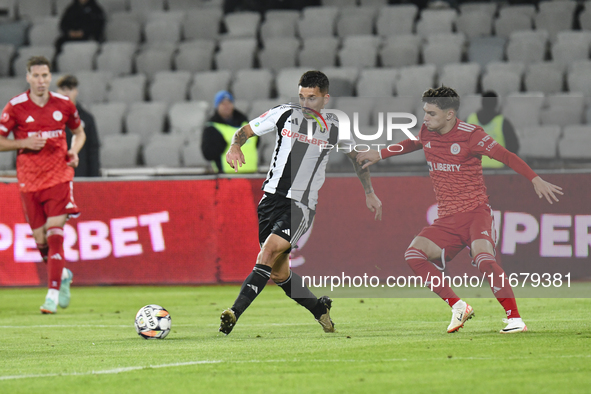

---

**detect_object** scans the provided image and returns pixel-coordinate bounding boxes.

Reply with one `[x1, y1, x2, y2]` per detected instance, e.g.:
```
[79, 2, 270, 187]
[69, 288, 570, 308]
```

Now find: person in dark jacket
[56, 75, 101, 177]
[201, 91, 258, 173]
[56, 0, 105, 52]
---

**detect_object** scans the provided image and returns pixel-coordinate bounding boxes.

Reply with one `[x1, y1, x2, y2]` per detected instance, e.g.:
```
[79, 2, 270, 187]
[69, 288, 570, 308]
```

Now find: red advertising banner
[0, 173, 589, 287]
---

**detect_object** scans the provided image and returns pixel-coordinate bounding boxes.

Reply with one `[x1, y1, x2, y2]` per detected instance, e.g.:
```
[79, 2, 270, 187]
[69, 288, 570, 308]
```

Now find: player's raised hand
[225, 144, 245, 172]
[22, 135, 46, 150]
[532, 176, 563, 204]
[366, 192, 382, 221]
[66, 150, 79, 168]
[356, 149, 381, 169]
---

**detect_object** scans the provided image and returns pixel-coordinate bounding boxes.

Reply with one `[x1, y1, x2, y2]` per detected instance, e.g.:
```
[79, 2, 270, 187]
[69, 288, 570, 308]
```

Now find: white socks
[46, 288, 59, 304]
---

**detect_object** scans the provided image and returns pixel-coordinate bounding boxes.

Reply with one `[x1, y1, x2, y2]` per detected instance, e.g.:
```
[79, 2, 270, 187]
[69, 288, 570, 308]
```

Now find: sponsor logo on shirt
[25, 115, 34, 123]
[427, 161, 461, 172]
[281, 128, 328, 148]
[27, 129, 63, 139]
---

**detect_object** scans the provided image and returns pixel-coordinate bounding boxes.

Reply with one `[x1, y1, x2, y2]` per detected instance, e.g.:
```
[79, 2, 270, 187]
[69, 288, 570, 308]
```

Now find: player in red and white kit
[0, 56, 86, 314]
[357, 86, 563, 334]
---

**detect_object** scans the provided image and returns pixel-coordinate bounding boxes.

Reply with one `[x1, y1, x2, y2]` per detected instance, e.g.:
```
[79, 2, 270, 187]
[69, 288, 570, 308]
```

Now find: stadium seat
[181, 140, 211, 168]
[416, 9, 457, 38]
[567, 69, 591, 104]
[336, 7, 376, 37]
[107, 74, 147, 104]
[16, 0, 51, 20]
[0, 0, 16, 21]
[535, 2, 576, 43]
[168, 101, 209, 134]
[149, 70, 191, 106]
[28, 16, 60, 46]
[322, 0, 355, 5]
[223, 11, 260, 38]
[264, 9, 300, 24]
[144, 19, 181, 45]
[499, 4, 537, 19]
[54, 0, 71, 17]
[481, 70, 522, 98]
[174, 39, 215, 74]
[260, 16, 297, 44]
[125, 101, 168, 141]
[12, 45, 54, 76]
[439, 63, 481, 97]
[494, 13, 533, 39]
[0, 44, 14, 77]
[457, 93, 482, 121]
[215, 38, 257, 72]
[467, 36, 506, 69]
[129, 0, 164, 23]
[146, 11, 185, 25]
[0, 77, 27, 106]
[275, 67, 309, 99]
[298, 36, 339, 69]
[551, 40, 590, 73]
[339, 35, 380, 68]
[502, 92, 545, 132]
[373, 96, 417, 117]
[100, 134, 141, 168]
[541, 92, 585, 127]
[376, 4, 418, 36]
[135, 47, 174, 80]
[459, 2, 497, 17]
[97, 0, 128, 15]
[485, 61, 526, 77]
[456, 11, 493, 39]
[518, 125, 561, 159]
[233, 99, 250, 116]
[0, 150, 15, 170]
[506, 30, 548, 65]
[380, 35, 422, 68]
[75, 71, 113, 105]
[334, 97, 375, 127]
[396, 65, 437, 98]
[297, 6, 339, 38]
[0, 20, 30, 48]
[422, 36, 464, 72]
[96, 42, 137, 76]
[90, 102, 127, 136]
[167, 0, 203, 11]
[182, 9, 222, 41]
[190, 70, 232, 101]
[105, 15, 141, 43]
[249, 99, 282, 120]
[524, 62, 563, 94]
[258, 37, 299, 73]
[356, 68, 398, 98]
[231, 69, 273, 102]
[558, 125, 591, 159]
[56, 42, 99, 73]
[321, 67, 359, 97]
[143, 134, 184, 167]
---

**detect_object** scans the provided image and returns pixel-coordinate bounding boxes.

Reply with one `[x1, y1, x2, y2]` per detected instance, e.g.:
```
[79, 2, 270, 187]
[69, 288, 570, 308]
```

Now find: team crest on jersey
[53, 111, 63, 121]
[1, 112, 8, 122]
[450, 143, 461, 155]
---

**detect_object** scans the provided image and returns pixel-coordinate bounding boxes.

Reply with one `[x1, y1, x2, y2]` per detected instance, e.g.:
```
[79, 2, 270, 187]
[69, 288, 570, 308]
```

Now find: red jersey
[0, 90, 81, 192]
[381, 118, 537, 218]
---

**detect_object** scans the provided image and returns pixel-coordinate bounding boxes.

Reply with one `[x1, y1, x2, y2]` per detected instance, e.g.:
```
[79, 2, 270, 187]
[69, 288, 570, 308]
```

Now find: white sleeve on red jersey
[0, 102, 15, 137]
[468, 126, 503, 157]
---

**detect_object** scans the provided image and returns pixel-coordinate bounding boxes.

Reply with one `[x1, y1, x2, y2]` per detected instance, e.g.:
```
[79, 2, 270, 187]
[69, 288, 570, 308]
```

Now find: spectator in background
[57, 75, 101, 177]
[201, 90, 258, 173]
[56, 0, 105, 52]
[467, 91, 520, 168]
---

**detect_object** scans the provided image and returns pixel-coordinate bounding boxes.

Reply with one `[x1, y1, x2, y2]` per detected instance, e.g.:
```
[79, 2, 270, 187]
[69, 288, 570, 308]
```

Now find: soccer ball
[134, 304, 171, 339]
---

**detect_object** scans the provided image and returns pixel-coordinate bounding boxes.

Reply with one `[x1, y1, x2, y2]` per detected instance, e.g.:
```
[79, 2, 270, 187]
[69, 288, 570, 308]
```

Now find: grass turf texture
[1, 285, 590, 394]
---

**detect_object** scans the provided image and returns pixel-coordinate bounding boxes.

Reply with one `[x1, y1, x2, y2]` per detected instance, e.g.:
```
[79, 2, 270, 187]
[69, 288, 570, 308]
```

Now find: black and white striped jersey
[250, 104, 354, 210]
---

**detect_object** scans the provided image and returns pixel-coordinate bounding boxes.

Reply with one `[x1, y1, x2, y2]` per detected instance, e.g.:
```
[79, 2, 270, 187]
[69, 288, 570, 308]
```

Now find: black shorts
[257, 192, 315, 250]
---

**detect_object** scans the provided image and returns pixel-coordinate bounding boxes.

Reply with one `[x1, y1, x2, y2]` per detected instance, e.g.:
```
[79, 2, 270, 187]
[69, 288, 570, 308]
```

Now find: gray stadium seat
[149, 70, 191, 105]
[100, 134, 141, 168]
[28, 16, 59, 46]
[129, 0, 164, 23]
[481, 70, 522, 98]
[535, 2, 576, 43]
[551, 40, 590, 73]
[17, 0, 51, 20]
[105, 15, 141, 43]
[356, 68, 398, 98]
[0, 0, 16, 21]
[56, 42, 99, 73]
[96, 42, 137, 76]
[182, 9, 222, 41]
[334, 97, 375, 127]
[215, 38, 257, 72]
[181, 140, 210, 168]
[460, 2, 497, 17]
[260, 16, 297, 44]
[558, 126, 591, 159]
[89, 102, 127, 136]
[169, 101, 209, 134]
[298, 37, 339, 69]
[336, 7, 376, 37]
[125, 101, 168, 141]
[376, 4, 418, 36]
[396, 65, 437, 98]
[0, 20, 30, 48]
[456, 12, 493, 39]
[506, 30, 548, 65]
[231, 69, 273, 101]
[458, 94, 482, 121]
[144, 19, 181, 45]
[540, 92, 585, 127]
[297, 6, 339, 38]
[275, 67, 309, 99]
[0, 150, 15, 170]
[249, 98, 282, 120]
[439, 63, 481, 97]
[524, 62, 563, 94]
[502, 92, 545, 132]
[0, 77, 27, 106]
[12, 45, 55, 76]
[258, 37, 299, 73]
[499, 4, 537, 19]
[494, 13, 532, 39]
[468, 36, 506, 69]
[143, 134, 184, 167]
[135, 48, 174, 80]
[54, 0, 71, 17]
[174, 39, 215, 73]
[146, 11, 184, 25]
[416, 9, 457, 38]
[107, 74, 147, 104]
[422, 38, 463, 72]
[321, 67, 359, 97]
[167, 0, 203, 11]
[373, 96, 417, 117]
[190, 70, 232, 101]
[75, 70, 113, 105]
[518, 125, 561, 159]
[567, 69, 591, 105]
[0, 44, 14, 77]
[223, 11, 260, 38]
[339, 35, 380, 68]
[97, 0, 128, 15]
[380, 35, 422, 68]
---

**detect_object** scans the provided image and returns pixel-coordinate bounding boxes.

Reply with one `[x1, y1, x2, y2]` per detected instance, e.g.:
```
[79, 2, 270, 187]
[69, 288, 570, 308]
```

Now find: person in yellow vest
[467, 91, 520, 168]
[201, 90, 259, 173]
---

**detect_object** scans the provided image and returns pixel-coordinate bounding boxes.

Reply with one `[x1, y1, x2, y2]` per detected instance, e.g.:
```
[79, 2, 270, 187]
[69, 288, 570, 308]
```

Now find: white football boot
[500, 318, 528, 334]
[447, 300, 474, 333]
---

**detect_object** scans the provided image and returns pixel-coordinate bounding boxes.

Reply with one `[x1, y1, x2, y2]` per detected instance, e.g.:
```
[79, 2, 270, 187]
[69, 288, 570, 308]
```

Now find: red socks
[405, 247, 460, 307]
[37, 242, 49, 262]
[46, 227, 65, 290]
[474, 253, 520, 319]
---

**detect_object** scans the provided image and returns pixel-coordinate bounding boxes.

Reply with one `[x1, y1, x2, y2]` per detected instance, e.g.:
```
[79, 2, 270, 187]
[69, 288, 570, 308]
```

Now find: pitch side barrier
[0, 171, 589, 298]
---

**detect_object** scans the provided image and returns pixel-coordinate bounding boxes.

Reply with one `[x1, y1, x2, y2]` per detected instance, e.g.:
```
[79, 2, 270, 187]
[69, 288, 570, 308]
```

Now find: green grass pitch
[1, 285, 590, 393]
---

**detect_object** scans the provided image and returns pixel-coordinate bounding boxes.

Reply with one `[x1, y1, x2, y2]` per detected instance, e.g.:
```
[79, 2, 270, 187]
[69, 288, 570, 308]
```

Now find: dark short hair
[299, 70, 329, 94]
[26, 56, 51, 73]
[57, 75, 79, 90]
[422, 86, 460, 112]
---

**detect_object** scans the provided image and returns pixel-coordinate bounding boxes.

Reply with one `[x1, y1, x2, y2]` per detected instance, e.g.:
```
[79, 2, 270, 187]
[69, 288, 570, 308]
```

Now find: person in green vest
[467, 91, 520, 168]
[201, 90, 259, 173]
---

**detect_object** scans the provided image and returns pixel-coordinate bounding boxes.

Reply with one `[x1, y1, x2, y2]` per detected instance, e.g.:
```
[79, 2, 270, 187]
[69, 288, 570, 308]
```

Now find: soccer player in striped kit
[357, 86, 563, 334]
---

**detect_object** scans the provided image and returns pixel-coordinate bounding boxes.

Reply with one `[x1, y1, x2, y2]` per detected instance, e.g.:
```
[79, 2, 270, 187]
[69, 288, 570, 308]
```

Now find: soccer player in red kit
[357, 87, 563, 334]
[0, 56, 86, 314]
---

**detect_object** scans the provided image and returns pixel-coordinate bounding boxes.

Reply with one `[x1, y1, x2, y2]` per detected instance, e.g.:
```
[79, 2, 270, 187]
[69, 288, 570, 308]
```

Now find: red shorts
[418, 203, 496, 267]
[20, 181, 80, 230]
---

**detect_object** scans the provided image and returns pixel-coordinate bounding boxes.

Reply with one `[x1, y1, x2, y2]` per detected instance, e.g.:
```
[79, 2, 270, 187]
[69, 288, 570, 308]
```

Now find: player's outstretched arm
[532, 176, 563, 204]
[347, 151, 382, 221]
[225, 124, 255, 173]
